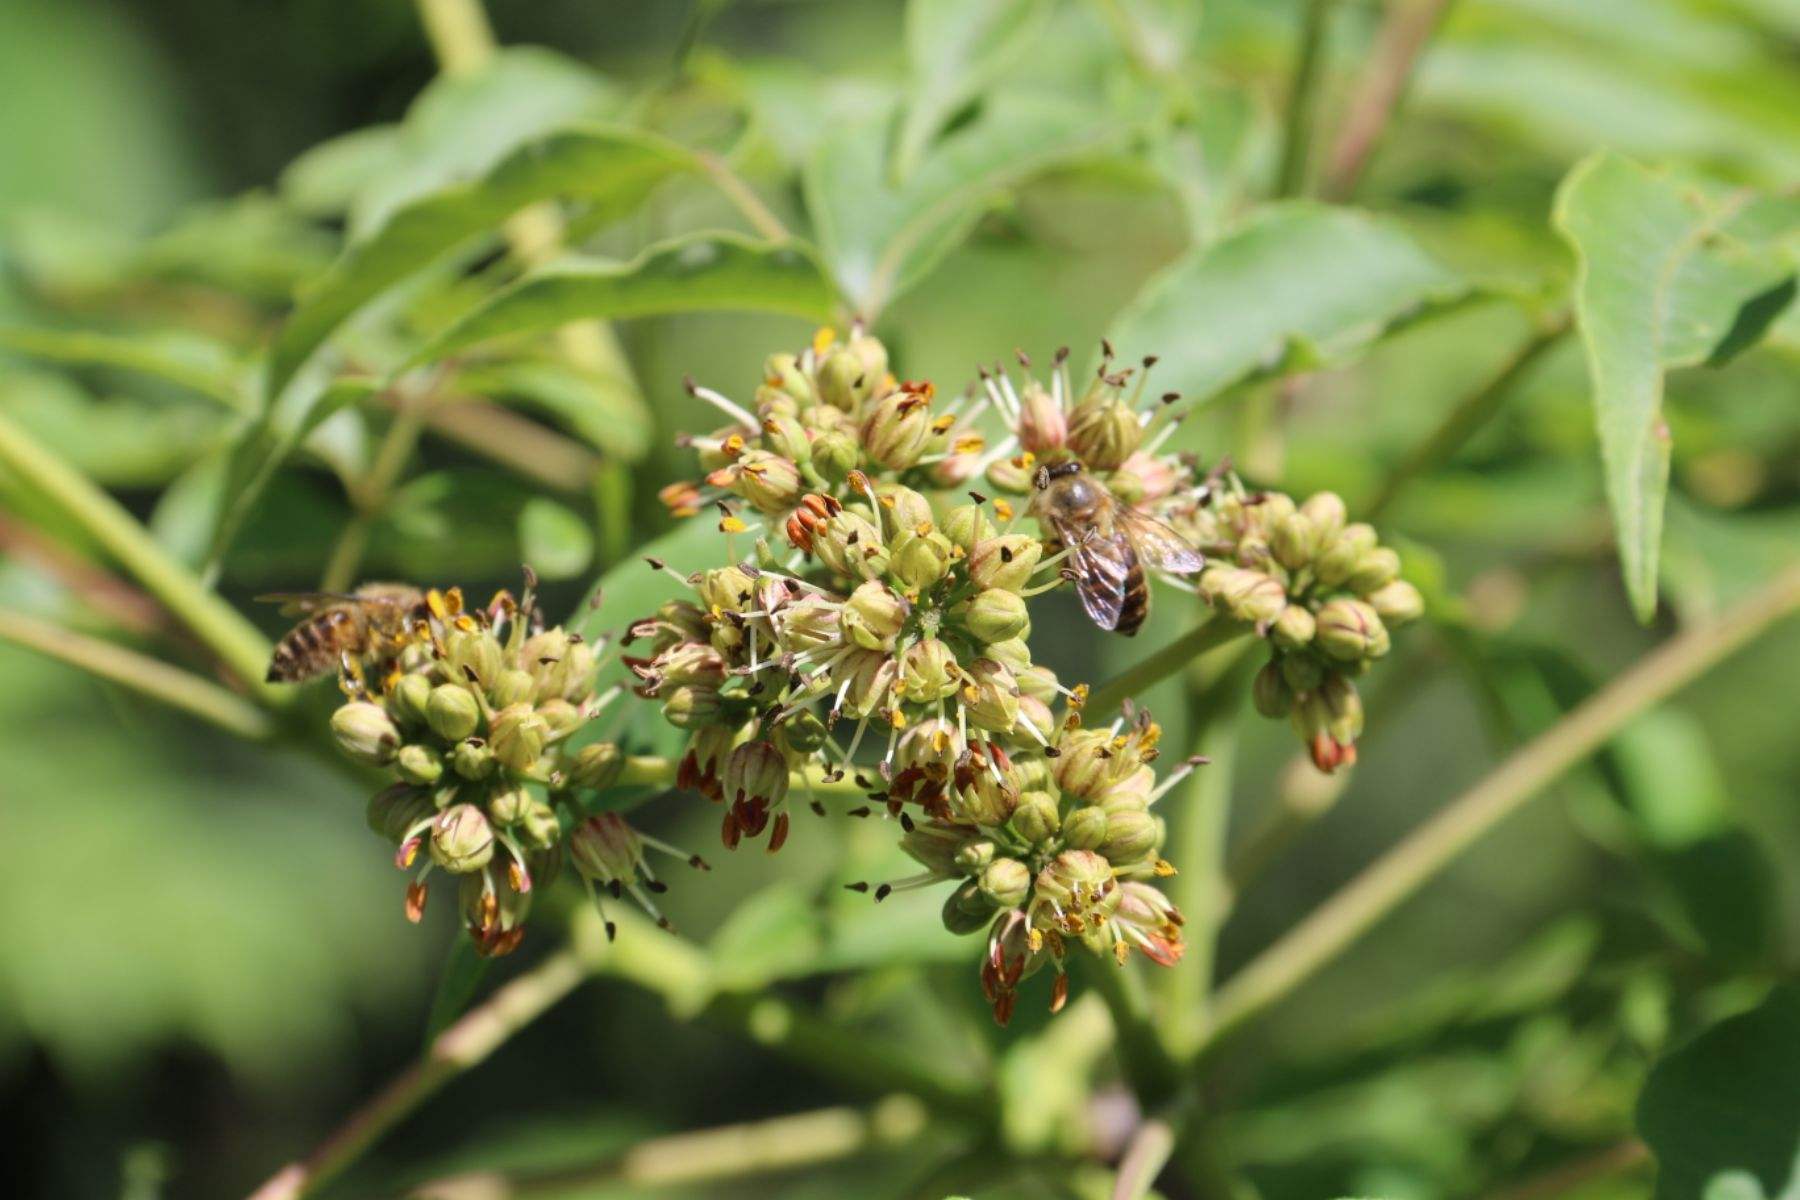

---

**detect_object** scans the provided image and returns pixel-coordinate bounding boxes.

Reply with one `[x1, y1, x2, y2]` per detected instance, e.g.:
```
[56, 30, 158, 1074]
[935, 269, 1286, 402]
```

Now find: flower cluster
[331, 584, 702, 955]
[1170, 485, 1424, 772]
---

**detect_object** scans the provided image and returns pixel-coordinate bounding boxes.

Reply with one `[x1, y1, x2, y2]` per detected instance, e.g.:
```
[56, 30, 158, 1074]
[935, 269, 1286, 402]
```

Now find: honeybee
[261, 584, 431, 686]
[1031, 461, 1204, 636]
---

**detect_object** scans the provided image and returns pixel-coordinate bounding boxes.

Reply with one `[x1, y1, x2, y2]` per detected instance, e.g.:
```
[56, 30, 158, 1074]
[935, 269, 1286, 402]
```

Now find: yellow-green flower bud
[1100, 809, 1159, 864]
[567, 741, 625, 791]
[536, 699, 582, 738]
[763, 352, 815, 405]
[488, 782, 533, 826]
[1280, 651, 1325, 695]
[431, 804, 495, 873]
[520, 799, 562, 850]
[1067, 398, 1142, 470]
[427, 687, 483, 748]
[818, 347, 870, 409]
[890, 529, 953, 590]
[859, 390, 934, 470]
[810, 428, 859, 482]
[445, 629, 504, 690]
[1219, 568, 1289, 625]
[968, 534, 1041, 593]
[697, 564, 757, 613]
[835, 648, 897, 716]
[1322, 673, 1363, 743]
[725, 450, 804, 514]
[1315, 523, 1378, 587]
[1016, 380, 1068, 455]
[391, 673, 434, 727]
[1270, 603, 1316, 650]
[775, 594, 841, 651]
[491, 668, 538, 709]
[814, 509, 889, 581]
[1016, 694, 1055, 742]
[367, 783, 432, 842]
[1011, 790, 1061, 845]
[1316, 598, 1388, 663]
[960, 658, 1020, 732]
[985, 638, 1033, 676]
[1271, 511, 1320, 571]
[1348, 546, 1401, 594]
[848, 333, 889, 383]
[761, 412, 811, 463]
[1064, 806, 1110, 851]
[775, 710, 829, 757]
[980, 857, 1032, 908]
[723, 740, 788, 810]
[1253, 660, 1294, 718]
[898, 638, 960, 704]
[1300, 491, 1348, 544]
[942, 503, 997, 553]
[569, 812, 642, 883]
[957, 588, 1028, 643]
[955, 839, 997, 874]
[1366, 579, 1424, 625]
[662, 683, 723, 728]
[396, 742, 445, 786]
[452, 738, 495, 780]
[332, 701, 400, 766]
[956, 756, 1020, 827]
[844, 580, 909, 650]
[1035, 849, 1118, 914]
[900, 822, 973, 876]
[490, 704, 547, 771]
[1098, 764, 1154, 811]
[985, 455, 1034, 494]
[1052, 728, 1113, 800]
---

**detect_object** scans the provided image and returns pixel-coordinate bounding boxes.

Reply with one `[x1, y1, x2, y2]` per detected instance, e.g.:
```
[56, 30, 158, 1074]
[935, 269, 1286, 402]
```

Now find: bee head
[1036, 461, 1082, 489]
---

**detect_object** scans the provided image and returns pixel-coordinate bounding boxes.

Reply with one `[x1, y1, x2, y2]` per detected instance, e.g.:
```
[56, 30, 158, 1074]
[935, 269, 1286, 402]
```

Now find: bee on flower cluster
[303, 575, 708, 956]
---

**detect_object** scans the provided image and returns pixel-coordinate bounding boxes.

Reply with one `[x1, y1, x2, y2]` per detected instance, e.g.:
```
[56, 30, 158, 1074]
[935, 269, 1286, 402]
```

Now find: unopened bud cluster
[1173, 486, 1423, 772]
[334, 585, 697, 954]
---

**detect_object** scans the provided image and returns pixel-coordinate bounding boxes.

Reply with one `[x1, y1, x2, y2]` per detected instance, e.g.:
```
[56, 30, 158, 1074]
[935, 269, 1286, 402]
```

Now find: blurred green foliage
[0, 1, 1797, 1197]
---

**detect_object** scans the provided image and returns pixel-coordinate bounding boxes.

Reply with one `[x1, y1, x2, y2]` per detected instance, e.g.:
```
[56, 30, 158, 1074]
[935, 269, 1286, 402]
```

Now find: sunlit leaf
[458, 358, 653, 462]
[517, 496, 594, 581]
[805, 94, 1119, 314]
[1553, 151, 1798, 622]
[279, 124, 403, 219]
[1637, 985, 1800, 1200]
[0, 325, 244, 411]
[1108, 202, 1474, 405]
[892, 0, 1053, 182]
[266, 125, 700, 401]
[415, 233, 836, 363]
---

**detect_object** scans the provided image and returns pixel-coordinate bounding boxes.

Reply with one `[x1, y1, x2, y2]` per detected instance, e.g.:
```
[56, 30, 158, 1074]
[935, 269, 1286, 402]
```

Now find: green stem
[696, 151, 792, 242]
[413, 1099, 932, 1198]
[321, 388, 432, 592]
[1364, 313, 1572, 520]
[414, 0, 495, 75]
[1084, 956, 1182, 1109]
[1199, 564, 1800, 1051]
[1223, 751, 1351, 897]
[1319, 0, 1458, 201]
[1086, 619, 1250, 719]
[0, 410, 275, 696]
[0, 609, 275, 739]
[1274, 0, 1341, 197]
[1113, 1117, 1177, 1200]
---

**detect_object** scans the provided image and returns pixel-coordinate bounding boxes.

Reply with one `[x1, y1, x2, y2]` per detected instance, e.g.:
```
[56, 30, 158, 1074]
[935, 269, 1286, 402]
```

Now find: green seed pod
[979, 857, 1032, 909]
[1315, 523, 1379, 588]
[391, 673, 434, 727]
[567, 741, 625, 792]
[967, 534, 1042, 593]
[427, 684, 481, 742]
[1253, 660, 1295, 718]
[942, 881, 995, 935]
[1067, 397, 1142, 470]
[1347, 546, 1402, 594]
[491, 668, 538, 709]
[1010, 790, 1061, 845]
[487, 782, 534, 826]
[489, 704, 548, 771]
[452, 738, 495, 781]
[958, 588, 1029, 644]
[332, 701, 400, 766]
[1366, 579, 1424, 625]
[844, 580, 909, 650]
[662, 683, 724, 729]
[1270, 603, 1317, 650]
[1300, 491, 1348, 544]
[1099, 808, 1159, 865]
[942, 503, 997, 553]
[1063, 806, 1110, 851]
[396, 742, 445, 786]
[1315, 598, 1388, 663]
[430, 803, 495, 873]
[444, 628, 504, 690]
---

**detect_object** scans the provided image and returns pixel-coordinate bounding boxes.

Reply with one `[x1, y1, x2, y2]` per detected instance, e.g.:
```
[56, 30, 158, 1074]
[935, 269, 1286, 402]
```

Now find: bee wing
[1117, 507, 1205, 576]
[1060, 525, 1135, 631]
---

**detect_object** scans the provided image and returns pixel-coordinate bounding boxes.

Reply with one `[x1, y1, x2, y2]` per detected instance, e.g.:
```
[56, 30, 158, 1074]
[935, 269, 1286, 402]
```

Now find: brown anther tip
[1142, 355, 1158, 369]
[845, 881, 870, 893]
[521, 564, 539, 589]
[854, 773, 871, 788]
[874, 884, 892, 902]
[1053, 345, 1070, 364]
[810, 800, 826, 816]
[646, 879, 669, 894]
[848, 806, 871, 818]
[681, 374, 698, 394]
[689, 854, 711, 870]
[657, 916, 675, 932]
[1045, 747, 1061, 758]
[968, 490, 987, 504]
[1015, 348, 1031, 367]
[1101, 337, 1116, 358]
[605, 921, 618, 942]
[1161, 391, 1180, 404]
[899, 812, 915, 832]
[645, 556, 665, 570]
[608, 880, 624, 900]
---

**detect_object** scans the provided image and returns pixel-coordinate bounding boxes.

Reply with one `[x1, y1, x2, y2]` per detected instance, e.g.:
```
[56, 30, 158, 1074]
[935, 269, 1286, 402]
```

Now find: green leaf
[0, 325, 244, 411]
[415, 233, 837, 364]
[457, 358, 653, 461]
[1107, 202, 1473, 405]
[279, 124, 403, 219]
[805, 94, 1118, 314]
[892, 0, 1052, 182]
[265, 125, 700, 401]
[1553, 151, 1798, 623]
[517, 496, 593, 581]
[1637, 985, 1800, 1200]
